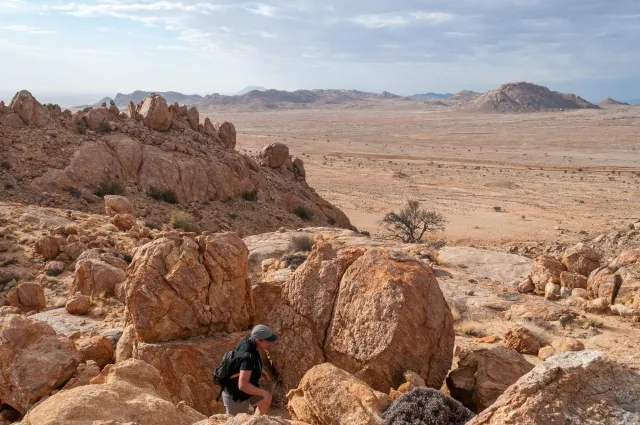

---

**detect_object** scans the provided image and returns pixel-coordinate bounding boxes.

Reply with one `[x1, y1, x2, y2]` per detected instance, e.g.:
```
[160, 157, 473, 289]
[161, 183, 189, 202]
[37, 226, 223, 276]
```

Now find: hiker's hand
[261, 371, 270, 381]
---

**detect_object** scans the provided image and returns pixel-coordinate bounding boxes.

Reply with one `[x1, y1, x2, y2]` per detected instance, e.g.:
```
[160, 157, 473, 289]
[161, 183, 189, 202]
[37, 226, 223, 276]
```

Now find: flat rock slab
[439, 247, 531, 284]
[32, 308, 103, 336]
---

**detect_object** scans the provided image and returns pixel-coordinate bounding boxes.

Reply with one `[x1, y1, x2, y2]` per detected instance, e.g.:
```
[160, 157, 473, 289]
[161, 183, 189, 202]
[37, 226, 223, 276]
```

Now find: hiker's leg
[222, 391, 250, 415]
[252, 393, 271, 415]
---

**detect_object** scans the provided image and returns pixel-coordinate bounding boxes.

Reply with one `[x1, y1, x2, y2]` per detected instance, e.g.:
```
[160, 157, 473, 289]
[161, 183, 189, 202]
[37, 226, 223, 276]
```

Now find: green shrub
[291, 234, 314, 252]
[147, 186, 178, 204]
[94, 181, 124, 197]
[242, 189, 258, 202]
[327, 216, 336, 225]
[97, 121, 112, 134]
[293, 205, 313, 221]
[360, 230, 371, 237]
[169, 211, 201, 234]
[493, 206, 502, 212]
[64, 186, 81, 198]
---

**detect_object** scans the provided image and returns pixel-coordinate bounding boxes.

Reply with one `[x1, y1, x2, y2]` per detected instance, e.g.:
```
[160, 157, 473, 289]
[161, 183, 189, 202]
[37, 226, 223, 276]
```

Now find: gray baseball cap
[251, 324, 278, 342]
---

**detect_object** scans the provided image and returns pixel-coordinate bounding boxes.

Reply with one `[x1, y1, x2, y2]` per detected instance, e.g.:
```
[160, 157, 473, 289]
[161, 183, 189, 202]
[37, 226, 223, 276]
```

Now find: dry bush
[382, 387, 474, 425]
[380, 200, 447, 243]
[147, 186, 178, 204]
[516, 320, 552, 346]
[291, 234, 314, 252]
[449, 305, 462, 323]
[169, 211, 201, 234]
[456, 320, 486, 338]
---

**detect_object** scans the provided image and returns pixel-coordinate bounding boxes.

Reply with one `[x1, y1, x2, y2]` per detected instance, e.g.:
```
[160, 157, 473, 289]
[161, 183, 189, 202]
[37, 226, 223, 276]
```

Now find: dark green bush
[327, 216, 336, 225]
[97, 121, 112, 134]
[147, 186, 178, 204]
[293, 205, 313, 221]
[94, 181, 124, 197]
[242, 189, 258, 202]
[64, 186, 81, 198]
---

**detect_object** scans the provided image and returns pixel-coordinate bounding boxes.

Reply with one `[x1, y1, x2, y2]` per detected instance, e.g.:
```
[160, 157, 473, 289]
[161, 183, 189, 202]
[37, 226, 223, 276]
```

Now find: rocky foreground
[1, 90, 640, 424]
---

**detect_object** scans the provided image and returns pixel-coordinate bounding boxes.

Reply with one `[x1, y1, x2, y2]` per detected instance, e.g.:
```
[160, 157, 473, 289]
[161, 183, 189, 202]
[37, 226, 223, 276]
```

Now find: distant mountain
[411, 92, 453, 99]
[449, 90, 480, 101]
[599, 98, 630, 106]
[457, 82, 599, 112]
[235, 86, 267, 96]
[76, 91, 204, 109]
[623, 98, 640, 105]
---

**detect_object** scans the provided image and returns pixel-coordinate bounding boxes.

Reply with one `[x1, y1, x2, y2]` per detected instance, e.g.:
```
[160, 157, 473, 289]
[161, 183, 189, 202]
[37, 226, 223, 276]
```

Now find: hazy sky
[1, 0, 639, 102]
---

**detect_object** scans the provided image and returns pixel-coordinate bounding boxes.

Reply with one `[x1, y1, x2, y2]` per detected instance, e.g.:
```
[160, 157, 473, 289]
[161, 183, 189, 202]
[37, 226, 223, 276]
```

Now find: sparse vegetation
[293, 205, 314, 221]
[0, 161, 12, 170]
[147, 186, 178, 204]
[64, 186, 82, 198]
[457, 320, 486, 338]
[327, 216, 336, 225]
[93, 181, 124, 197]
[97, 121, 112, 134]
[291, 234, 314, 252]
[242, 188, 258, 202]
[493, 206, 502, 212]
[281, 254, 308, 270]
[380, 200, 447, 243]
[169, 211, 201, 234]
[360, 230, 371, 237]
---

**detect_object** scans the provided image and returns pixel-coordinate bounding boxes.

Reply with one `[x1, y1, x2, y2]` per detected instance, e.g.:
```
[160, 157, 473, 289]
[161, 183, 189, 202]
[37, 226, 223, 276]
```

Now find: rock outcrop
[0, 313, 79, 414]
[8, 90, 50, 126]
[287, 363, 390, 425]
[446, 346, 534, 412]
[588, 249, 640, 306]
[468, 351, 640, 425]
[21, 359, 206, 425]
[138, 93, 172, 131]
[529, 255, 566, 292]
[122, 232, 250, 343]
[260, 143, 290, 168]
[71, 248, 127, 299]
[562, 243, 600, 276]
[104, 195, 134, 216]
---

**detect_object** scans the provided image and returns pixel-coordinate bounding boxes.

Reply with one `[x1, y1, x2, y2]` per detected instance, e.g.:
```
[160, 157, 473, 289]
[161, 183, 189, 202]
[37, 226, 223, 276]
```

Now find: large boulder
[587, 250, 640, 306]
[446, 346, 534, 412]
[34, 235, 60, 260]
[467, 351, 640, 425]
[562, 243, 600, 276]
[70, 248, 127, 298]
[104, 195, 134, 216]
[21, 359, 206, 425]
[138, 93, 172, 131]
[131, 332, 245, 416]
[8, 90, 50, 126]
[83, 108, 108, 131]
[324, 248, 454, 392]
[7, 282, 46, 312]
[215, 121, 237, 150]
[502, 326, 540, 355]
[75, 335, 115, 368]
[560, 271, 588, 290]
[186, 106, 199, 131]
[530, 255, 566, 292]
[287, 363, 390, 425]
[260, 143, 290, 168]
[122, 233, 250, 342]
[381, 387, 474, 425]
[0, 314, 79, 414]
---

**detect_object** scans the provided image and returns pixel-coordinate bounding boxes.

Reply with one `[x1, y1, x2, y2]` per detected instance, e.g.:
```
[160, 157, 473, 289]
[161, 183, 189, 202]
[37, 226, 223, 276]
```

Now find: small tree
[380, 200, 447, 243]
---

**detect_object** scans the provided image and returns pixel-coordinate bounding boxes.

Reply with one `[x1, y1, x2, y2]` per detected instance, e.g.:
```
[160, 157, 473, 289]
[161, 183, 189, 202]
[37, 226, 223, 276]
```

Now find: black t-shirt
[224, 337, 262, 401]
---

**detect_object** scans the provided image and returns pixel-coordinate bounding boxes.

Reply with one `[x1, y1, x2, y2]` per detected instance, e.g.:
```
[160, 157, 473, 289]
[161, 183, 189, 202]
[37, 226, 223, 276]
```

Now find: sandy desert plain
[213, 101, 640, 249]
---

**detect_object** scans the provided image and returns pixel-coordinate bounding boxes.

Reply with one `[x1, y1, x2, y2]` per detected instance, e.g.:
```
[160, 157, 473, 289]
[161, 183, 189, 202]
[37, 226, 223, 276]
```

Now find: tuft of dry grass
[457, 320, 487, 338]
[290, 234, 314, 252]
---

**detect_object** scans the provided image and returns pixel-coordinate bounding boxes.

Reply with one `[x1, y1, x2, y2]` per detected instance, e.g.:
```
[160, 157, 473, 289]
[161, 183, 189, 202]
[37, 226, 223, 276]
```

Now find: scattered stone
[544, 282, 561, 300]
[44, 260, 65, 276]
[560, 271, 588, 290]
[111, 213, 136, 231]
[537, 346, 555, 360]
[34, 235, 61, 260]
[7, 282, 46, 312]
[75, 335, 115, 368]
[71, 248, 127, 299]
[472, 336, 498, 344]
[104, 195, 134, 217]
[516, 276, 534, 293]
[503, 326, 540, 355]
[65, 293, 91, 315]
[467, 351, 640, 425]
[446, 346, 534, 412]
[530, 255, 566, 292]
[552, 337, 585, 354]
[562, 243, 600, 276]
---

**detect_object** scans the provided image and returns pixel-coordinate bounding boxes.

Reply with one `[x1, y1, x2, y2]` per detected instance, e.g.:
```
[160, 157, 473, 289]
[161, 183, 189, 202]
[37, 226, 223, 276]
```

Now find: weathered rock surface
[8, 90, 50, 126]
[65, 293, 91, 315]
[560, 271, 588, 290]
[112, 213, 136, 231]
[468, 351, 640, 425]
[104, 195, 134, 217]
[71, 248, 127, 298]
[21, 359, 206, 425]
[34, 235, 60, 260]
[287, 363, 390, 425]
[131, 332, 245, 415]
[588, 250, 640, 306]
[438, 247, 531, 284]
[138, 93, 172, 131]
[0, 313, 79, 414]
[7, 282, 46, 312]
[530, 255, 566, 292]
[260, 143, 290, 168]
[61, 360, 101, 390]
[446, 346, 534, 412]
[324, 248, 454, 392]
[122, 233, 249, 342]
[75, 335, 115, 368]
[215, 121, 237, 151]
[562, 243, 600, 276]
[503, 326, 540, 355]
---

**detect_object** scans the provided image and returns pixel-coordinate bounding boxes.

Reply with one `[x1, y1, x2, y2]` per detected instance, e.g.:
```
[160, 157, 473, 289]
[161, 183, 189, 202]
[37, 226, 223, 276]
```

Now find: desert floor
[205, 103, 640, 248]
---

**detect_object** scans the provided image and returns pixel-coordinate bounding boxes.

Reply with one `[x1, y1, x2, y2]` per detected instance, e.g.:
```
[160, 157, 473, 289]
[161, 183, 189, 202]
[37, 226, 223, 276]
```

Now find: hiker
[220, 324, 278, 416]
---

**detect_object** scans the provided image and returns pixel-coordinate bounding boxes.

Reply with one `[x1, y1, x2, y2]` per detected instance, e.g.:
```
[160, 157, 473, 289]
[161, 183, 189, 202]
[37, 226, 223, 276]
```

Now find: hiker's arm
[238, 370, 268, 396]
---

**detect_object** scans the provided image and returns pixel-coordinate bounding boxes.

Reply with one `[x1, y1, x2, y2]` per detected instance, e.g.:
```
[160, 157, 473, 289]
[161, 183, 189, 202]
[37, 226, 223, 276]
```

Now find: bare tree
[380, 200, 447, 243]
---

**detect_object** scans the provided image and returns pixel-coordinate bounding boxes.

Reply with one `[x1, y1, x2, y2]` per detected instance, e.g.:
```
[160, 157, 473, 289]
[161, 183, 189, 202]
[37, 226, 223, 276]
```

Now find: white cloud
[351, 14, 407, 29]
[50, 2, 224, 18]
[97, 27, 111, 32]
[5, 24, 56, 34]
[244, 4, 277, 17]
[153, 44, 194, 51]
[259, 31, 275, 38]
[412, 11, 455, 23]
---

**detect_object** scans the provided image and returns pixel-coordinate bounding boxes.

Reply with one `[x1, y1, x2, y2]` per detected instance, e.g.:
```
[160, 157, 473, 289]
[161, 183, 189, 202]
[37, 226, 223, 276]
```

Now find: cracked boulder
[70, 248, 127, 299]
[122, 232, 250, 342]
[467, 350, 640, 425]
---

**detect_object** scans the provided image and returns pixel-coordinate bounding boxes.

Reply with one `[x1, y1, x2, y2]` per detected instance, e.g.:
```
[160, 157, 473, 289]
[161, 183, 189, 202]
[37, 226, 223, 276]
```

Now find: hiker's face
[256, 339, 271, 350]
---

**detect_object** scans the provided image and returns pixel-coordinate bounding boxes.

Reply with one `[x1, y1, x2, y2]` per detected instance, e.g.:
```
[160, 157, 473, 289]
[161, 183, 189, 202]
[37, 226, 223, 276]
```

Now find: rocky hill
[1, 90, 350, 235]
[457, 82, 600, 112]
[599, 97, 630, 106]
[78, 91, 205, 109]
[411, 92, 454, 99]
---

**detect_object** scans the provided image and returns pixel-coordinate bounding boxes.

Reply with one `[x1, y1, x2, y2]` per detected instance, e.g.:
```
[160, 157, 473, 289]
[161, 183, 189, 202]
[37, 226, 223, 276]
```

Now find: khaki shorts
[222, 391, 264, 415]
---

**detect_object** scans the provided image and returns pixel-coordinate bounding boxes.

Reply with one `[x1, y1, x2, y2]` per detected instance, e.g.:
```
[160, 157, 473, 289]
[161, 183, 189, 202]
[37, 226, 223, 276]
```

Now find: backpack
[213, 349, 236, 386]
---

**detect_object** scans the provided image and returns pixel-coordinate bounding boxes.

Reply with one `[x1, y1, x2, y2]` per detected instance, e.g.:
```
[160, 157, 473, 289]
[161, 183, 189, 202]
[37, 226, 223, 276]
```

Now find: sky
[1, 0, 639, 104]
